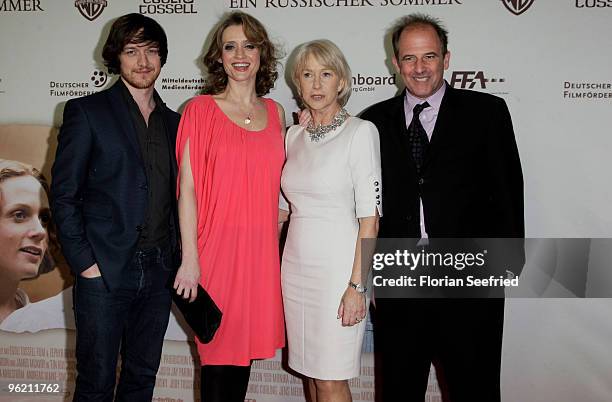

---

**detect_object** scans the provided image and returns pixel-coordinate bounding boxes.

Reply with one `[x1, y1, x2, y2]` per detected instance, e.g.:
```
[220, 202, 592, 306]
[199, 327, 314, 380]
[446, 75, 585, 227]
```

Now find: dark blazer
[362, 84, 524, 274]
[51, 81, 181, 290]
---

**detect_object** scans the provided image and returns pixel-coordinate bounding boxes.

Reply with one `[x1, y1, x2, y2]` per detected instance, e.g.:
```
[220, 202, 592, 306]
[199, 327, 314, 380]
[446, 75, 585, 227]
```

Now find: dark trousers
[201, 364, 252, 402]
[374, 299, 504, 402]
[72, 246, 173, 402]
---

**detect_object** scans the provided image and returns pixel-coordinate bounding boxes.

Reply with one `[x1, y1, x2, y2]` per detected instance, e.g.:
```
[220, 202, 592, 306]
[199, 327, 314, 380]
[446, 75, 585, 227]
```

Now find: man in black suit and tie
[51, 14, 181, 401]
[362, 14, 524, 402]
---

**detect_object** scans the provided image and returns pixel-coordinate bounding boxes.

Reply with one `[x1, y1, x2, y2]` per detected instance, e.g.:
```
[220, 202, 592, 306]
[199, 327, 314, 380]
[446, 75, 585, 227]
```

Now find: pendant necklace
[240, 103, 255, 125]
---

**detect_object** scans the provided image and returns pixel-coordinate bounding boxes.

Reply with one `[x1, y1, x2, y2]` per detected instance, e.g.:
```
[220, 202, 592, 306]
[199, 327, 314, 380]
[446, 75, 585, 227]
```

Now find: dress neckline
[210, 96, 270, 133]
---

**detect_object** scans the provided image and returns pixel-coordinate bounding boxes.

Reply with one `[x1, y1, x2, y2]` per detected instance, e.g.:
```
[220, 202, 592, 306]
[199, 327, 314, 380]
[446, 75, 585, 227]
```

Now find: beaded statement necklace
[305, 108, 349, 142]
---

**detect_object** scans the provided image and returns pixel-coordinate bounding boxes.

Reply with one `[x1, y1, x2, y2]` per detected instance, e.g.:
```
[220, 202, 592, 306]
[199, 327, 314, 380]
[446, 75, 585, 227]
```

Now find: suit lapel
[106, 81, 145, 167]
[388, 94, 412, 153]
[161, 108, 178, 179]
[159, 105, 181, 250]
[423, 85, 454, 171]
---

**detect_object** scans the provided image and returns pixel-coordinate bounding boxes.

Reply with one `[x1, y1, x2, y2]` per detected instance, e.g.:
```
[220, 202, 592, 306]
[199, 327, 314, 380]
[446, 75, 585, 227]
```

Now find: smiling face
[118, 39, 162, 90]
[393, 24, 450, 100]
[298, 54, 344, 116]
[0, 176, 50, 281]
[219, 24, 261, 84]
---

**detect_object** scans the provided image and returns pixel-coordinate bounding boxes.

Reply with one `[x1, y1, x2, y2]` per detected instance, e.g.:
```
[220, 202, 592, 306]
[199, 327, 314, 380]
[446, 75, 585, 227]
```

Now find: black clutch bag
[171, 284, 222, 344]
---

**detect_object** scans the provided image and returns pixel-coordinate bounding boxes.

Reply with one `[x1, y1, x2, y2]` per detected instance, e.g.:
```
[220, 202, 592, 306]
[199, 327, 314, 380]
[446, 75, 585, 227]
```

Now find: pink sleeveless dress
[176, 95, 285, 365]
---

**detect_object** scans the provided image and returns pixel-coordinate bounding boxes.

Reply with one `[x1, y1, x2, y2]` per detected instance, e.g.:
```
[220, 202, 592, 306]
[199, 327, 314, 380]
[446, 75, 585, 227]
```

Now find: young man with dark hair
[51, 13, 181, 401]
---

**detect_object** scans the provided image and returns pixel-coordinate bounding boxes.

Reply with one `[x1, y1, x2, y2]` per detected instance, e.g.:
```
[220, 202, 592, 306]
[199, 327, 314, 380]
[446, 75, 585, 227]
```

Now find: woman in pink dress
[172, 12, 286, 402]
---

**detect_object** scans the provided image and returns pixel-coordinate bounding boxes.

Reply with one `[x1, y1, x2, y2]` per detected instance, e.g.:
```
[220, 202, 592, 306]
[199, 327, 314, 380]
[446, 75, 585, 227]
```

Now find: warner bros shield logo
[75, 0, 108, 21]
[502, 0, 535, 16]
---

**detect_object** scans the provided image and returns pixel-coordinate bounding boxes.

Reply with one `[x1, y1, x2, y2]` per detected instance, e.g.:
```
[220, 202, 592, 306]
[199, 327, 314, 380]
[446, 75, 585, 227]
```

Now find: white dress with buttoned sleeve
[281, 116, 382, 380]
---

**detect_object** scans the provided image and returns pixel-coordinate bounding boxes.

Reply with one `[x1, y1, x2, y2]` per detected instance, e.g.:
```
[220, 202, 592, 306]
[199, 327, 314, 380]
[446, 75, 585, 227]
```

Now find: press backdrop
[1, 1, 611, 401]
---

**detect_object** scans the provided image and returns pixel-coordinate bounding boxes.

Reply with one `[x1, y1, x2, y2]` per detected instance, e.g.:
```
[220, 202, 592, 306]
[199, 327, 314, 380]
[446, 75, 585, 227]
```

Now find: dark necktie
[407, 102, 430, 174]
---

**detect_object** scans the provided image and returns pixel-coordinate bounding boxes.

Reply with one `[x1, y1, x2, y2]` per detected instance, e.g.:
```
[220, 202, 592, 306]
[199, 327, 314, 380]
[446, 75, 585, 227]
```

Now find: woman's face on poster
[0, 175, 50, 281]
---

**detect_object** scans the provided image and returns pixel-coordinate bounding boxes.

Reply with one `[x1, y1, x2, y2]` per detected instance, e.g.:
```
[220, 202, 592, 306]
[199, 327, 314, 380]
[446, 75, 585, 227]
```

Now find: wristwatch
[348, 281, 367, 294]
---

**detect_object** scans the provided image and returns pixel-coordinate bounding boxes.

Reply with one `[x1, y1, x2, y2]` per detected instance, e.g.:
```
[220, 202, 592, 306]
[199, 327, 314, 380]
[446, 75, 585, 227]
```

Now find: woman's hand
[337, 286, 366, 327]
[297, 109, 312, 127]
[173, 259, 200, 303]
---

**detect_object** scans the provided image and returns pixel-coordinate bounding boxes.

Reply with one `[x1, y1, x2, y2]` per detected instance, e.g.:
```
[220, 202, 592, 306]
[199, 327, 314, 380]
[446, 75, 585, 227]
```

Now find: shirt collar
[404, 80, 447, 113]
[117, 78, 165, 112]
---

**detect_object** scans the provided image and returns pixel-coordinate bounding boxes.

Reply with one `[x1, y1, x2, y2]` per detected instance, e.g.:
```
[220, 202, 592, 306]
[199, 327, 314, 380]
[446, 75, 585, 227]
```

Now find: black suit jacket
[51, 81, 181, 290]
[362, 85, 524, 275]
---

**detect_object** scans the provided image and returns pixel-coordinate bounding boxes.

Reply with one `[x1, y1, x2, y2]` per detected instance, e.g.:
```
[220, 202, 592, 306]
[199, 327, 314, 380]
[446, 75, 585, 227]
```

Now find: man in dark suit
[51, 14, 180, 401]
[362, 14, 524, 402]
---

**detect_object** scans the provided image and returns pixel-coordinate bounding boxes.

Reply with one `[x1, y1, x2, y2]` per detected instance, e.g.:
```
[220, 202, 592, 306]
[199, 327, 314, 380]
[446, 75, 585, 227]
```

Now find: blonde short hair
[291, 39, 352, 106]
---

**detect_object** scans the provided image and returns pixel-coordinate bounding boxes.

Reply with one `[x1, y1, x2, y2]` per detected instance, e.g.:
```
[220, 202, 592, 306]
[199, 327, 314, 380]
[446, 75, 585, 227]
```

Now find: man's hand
[173, 260, 200, 303]
[80, 263, 102, 278]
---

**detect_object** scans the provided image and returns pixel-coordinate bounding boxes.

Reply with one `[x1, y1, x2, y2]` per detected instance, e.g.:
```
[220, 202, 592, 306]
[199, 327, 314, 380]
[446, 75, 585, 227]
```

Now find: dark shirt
[119, 80, 171, 249]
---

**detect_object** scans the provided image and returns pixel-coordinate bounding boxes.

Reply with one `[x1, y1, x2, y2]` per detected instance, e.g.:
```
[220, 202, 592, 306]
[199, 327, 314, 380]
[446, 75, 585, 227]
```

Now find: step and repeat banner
[1, 1, 612, 401]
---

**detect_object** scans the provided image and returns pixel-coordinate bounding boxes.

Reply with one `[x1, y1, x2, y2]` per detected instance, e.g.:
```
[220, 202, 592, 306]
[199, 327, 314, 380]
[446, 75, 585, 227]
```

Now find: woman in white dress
[280, 40, 382, 402]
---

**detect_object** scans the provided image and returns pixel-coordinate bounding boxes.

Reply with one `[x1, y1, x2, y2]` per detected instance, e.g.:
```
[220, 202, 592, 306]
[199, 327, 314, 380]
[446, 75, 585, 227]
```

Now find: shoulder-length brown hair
[202, 12, 280, 96]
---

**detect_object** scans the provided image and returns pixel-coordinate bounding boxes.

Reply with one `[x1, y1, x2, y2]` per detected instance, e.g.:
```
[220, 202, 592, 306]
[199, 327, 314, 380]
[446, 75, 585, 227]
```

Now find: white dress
[280, 116, 382, 380]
